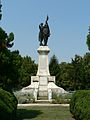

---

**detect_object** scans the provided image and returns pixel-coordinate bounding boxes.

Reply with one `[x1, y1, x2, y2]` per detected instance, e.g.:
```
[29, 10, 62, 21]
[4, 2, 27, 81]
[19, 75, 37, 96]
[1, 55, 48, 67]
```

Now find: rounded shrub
[70, 90, 90, 120]
[0, 88, 18, 120]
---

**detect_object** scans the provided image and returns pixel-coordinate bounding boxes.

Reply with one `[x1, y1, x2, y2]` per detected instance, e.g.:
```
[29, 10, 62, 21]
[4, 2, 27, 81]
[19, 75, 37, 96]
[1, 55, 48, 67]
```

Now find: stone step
[38, 90, 48, 97]
[38, 96, 48, 100]
[36, 100, 51, 104]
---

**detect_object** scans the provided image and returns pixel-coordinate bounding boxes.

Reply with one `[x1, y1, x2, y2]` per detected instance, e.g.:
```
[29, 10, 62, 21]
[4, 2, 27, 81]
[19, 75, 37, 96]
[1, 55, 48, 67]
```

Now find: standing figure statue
[39, 16, 50, 46]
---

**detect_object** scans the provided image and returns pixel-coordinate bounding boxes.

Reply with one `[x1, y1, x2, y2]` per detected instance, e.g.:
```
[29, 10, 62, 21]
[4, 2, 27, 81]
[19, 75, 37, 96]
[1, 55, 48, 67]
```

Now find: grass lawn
[16, 106, 75, 120]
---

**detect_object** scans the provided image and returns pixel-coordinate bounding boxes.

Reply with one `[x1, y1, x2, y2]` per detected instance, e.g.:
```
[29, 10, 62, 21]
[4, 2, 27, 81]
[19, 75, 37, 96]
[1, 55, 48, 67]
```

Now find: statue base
[21, 46, 67, 101]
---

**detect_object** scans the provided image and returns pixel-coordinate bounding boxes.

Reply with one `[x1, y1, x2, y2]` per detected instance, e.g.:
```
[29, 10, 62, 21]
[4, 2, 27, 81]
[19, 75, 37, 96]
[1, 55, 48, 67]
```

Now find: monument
[22, 16, 67, 101]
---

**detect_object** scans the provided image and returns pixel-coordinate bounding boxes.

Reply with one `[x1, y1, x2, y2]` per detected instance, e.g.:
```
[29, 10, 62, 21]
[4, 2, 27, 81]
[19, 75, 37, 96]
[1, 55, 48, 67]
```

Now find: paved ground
[18, 103, 69, 107]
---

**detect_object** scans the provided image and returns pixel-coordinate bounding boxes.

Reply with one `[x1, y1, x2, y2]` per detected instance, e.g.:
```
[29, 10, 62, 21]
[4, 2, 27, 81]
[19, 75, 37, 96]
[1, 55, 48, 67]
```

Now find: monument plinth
[22, 45, 67, 101]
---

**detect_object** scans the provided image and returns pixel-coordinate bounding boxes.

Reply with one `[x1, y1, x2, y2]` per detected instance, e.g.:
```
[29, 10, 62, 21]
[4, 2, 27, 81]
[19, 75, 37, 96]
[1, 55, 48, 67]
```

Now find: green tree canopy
[0, 27, 14, 50]
[86, 26, 90, 50]
[19, 56, 37, 87]
[49, 55, 60, 85]
[59, 62, 73, 90]
[0, 1, 2, 20]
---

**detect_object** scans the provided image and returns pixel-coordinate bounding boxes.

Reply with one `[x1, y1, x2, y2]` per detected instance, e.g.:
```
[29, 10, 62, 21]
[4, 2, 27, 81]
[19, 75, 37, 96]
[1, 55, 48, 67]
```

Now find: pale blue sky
[1, 0, 90, 63]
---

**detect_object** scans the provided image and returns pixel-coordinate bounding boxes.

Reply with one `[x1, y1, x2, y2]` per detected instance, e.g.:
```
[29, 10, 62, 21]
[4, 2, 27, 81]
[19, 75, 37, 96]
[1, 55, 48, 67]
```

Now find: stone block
[39, 85, 48, 91]
[39, 76, 48, 85]
[38, 91, 48, 97]
[31, 76, 39, 84]
[48, 76, 55, 82]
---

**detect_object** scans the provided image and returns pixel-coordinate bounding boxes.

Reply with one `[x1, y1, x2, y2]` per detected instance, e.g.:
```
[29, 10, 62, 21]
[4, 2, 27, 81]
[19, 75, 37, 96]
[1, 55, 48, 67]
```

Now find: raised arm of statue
[45, 15, 49, 24]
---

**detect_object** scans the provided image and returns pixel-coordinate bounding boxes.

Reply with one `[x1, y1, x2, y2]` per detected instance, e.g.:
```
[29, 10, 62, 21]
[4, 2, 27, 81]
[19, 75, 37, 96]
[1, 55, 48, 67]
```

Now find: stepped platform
[35, 100, 52, 104]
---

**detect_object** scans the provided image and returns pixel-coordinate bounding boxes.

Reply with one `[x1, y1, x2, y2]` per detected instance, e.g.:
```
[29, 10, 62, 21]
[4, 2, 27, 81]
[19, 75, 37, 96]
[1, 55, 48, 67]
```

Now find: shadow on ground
[16, 109, 43, 120]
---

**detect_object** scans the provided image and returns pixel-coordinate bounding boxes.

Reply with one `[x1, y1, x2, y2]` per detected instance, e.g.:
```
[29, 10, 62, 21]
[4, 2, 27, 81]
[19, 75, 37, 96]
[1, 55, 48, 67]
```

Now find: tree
[19, 56, 37, 87]
[59, 62, 74, 90]
[49, 55, 60, 85]
[0, 0, 2, 20]
[0, 4, 16, 91]
[86, 26, 90, 50]
[0, 27, 14, 50]
[0, 28, 15, 91]
[82, 53, 90, 89]
[0, 49, 22, 91]
[71, 55, 83, 90]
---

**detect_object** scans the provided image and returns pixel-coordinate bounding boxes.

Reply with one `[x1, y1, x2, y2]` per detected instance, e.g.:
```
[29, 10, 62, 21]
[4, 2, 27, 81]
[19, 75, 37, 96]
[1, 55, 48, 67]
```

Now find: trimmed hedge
[0, 88, 18, 120]
[70, 90, 90, 120]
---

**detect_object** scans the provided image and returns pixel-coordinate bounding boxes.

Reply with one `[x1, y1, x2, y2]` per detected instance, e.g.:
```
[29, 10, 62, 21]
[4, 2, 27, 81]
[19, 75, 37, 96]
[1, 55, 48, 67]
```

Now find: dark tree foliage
[19, 56, 37, 87]
[0, 88, 18, 120]
[0, 3, 21, 91]
[0, 23, 16, 91]
[48, 53, 90, 91]
[82, 53, 90, 89]
[71, 55, 83, 90]
[71, 54, 90, 90]
[0, 1, 2, 20]
[49, 55, 60, 85]
[0, 49, 22, 91]
[86, 27, 90, 50]
[0, 26, 37, 90]
[59, 62, 74, 91]
[0, 27, 14, 50]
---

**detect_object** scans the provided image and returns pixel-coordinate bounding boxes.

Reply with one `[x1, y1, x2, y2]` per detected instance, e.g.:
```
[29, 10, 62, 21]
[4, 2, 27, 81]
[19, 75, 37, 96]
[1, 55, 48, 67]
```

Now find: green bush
[70, 90, 90, 120]
[0, 88, 18, 120]
[14, 90, 35, 104]
[52, 93, 72, 104]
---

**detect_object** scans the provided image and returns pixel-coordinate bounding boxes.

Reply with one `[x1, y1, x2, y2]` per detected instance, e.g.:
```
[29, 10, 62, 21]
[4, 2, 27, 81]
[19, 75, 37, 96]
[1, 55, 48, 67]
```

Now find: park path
[18, 103, 69, 107]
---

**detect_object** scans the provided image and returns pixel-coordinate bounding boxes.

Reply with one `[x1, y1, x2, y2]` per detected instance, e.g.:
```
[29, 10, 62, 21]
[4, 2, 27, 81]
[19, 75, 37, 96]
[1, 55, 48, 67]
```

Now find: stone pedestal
[37, 46, 50, 99]
[21, 46, 67, 101]
[37, 46, 50, 76]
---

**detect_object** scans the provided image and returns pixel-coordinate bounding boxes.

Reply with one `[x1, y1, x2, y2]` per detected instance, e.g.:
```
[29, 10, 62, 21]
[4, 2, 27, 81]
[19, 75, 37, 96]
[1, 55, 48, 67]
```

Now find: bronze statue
[39, 16, 50, 46]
